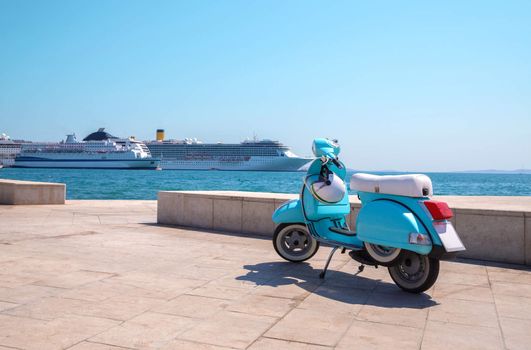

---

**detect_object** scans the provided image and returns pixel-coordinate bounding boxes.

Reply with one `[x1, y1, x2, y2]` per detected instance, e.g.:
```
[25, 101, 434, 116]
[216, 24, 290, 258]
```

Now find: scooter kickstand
[319, 246, 339, 279]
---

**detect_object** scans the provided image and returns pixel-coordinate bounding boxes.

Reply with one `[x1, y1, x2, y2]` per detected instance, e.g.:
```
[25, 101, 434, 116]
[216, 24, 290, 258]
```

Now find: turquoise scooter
[272, 139, 466, 293]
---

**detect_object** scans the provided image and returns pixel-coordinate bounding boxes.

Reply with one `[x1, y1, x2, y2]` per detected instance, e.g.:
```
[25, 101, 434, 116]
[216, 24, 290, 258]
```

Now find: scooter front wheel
[364, 242, 402, 266]
[388, 252, 439, 294]
[273, 224, 319, 263]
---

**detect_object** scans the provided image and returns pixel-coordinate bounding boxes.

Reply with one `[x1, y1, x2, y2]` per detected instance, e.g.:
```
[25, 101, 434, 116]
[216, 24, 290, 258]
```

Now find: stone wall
[158, 190, 531, 265]
[0, 179, 65, 205]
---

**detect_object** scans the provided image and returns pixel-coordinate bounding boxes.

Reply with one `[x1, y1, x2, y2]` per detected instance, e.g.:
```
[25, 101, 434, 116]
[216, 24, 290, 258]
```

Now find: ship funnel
[65, 134, 77, 143]
[156, 129, 165, 142]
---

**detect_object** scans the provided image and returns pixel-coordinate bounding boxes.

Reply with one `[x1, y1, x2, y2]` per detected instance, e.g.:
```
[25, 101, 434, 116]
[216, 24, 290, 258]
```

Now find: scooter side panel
[356, 200, 432, 255]
[272, 199, 305, 224]
[357, 192, 443, 246]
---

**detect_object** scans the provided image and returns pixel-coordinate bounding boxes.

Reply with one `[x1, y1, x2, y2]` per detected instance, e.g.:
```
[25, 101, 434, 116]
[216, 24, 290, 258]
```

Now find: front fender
[272, 199, 305, 224]
[356, 200, 432, 255]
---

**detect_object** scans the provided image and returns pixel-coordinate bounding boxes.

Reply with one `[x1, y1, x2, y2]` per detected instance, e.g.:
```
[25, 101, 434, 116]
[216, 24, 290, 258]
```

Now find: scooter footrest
[329, 227, 357, 236]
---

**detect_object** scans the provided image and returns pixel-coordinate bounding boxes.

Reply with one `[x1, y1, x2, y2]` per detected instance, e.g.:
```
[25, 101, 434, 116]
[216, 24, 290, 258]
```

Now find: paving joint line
[418, 289, 432, 349]
[330, 277, 374, 348]
[242, 250, 351, 349]
[260, 335, 334, 348]
[0, 343, 24, 350]
[487, 266, 509, 349]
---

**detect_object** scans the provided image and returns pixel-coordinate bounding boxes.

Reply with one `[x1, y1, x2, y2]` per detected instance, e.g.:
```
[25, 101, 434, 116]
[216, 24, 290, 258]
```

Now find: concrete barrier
[158, 191, 531, 266]
[0, 179, 65, 205]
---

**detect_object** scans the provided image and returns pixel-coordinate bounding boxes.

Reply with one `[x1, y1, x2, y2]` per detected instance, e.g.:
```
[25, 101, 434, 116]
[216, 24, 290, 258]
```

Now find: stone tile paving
[0, 200, 530, 349]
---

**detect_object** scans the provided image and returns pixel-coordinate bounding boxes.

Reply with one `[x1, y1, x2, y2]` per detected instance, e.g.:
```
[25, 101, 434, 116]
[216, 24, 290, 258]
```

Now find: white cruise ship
[14, 129, 159, 169]
[0, 133, 22, 167]
[145, 129, 311, 171]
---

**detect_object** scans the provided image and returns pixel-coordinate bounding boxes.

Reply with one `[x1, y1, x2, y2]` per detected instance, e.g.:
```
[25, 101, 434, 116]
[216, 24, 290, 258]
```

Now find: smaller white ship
[14, 129, 159, 169]
[0, 133, 22, 168]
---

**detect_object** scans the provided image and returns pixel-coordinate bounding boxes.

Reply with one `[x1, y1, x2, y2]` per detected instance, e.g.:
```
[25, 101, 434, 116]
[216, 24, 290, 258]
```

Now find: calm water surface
[1, 168, 530, 199]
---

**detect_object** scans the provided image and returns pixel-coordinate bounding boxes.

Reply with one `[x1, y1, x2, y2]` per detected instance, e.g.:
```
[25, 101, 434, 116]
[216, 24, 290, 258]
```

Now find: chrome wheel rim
[279, 227, 313, 257]
[396, 253, 427, 283]
[274, 224, 318, 262]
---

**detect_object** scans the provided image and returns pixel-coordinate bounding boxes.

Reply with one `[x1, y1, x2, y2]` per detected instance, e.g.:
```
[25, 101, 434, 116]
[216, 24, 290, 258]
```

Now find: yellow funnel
[156, 129, 165, 141]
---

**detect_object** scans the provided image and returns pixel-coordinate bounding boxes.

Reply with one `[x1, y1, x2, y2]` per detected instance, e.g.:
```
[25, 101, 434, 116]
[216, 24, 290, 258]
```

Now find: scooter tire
[273, 224, 319, 263]
[364, 242, 403, 267]
[388, 253, 440, 294]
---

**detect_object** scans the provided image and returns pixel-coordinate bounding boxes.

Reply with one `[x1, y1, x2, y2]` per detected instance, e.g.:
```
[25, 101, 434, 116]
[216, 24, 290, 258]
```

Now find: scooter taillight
[423, 200, 453, 220]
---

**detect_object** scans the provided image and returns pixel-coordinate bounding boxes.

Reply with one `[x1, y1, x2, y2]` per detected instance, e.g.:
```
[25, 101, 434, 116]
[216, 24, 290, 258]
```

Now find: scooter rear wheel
[273, 224, 319, 263]
[388, 252, 439, 294]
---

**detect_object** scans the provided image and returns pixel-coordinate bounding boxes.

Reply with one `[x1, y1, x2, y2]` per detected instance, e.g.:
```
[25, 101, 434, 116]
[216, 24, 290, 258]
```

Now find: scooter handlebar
[331, 157, 343, 169]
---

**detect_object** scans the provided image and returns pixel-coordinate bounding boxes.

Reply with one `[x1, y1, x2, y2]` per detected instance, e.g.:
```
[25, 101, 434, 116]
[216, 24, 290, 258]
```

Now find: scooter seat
[350, 173, 433, 197]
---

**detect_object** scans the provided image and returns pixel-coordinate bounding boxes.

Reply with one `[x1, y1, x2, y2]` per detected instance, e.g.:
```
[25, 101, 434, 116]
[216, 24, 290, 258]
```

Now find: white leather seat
[350, 173, 433, 197]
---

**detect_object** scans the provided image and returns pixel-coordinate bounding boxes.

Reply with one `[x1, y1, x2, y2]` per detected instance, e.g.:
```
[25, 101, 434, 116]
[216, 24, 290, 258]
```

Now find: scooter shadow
[236, 261, 438, 309]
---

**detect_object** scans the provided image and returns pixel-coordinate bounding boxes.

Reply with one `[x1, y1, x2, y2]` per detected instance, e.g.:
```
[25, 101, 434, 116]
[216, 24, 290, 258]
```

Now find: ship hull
[159, 156, 311, 171]
[14, 157, 159, 169]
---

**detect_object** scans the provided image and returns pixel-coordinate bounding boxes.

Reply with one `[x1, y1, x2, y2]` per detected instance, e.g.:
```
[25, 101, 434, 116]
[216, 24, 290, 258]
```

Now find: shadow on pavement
[237, 261, 438, 309]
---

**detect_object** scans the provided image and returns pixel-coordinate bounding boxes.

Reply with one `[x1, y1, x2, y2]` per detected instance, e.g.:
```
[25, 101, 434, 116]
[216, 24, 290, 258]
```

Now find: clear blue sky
[1, 0, 530, 171]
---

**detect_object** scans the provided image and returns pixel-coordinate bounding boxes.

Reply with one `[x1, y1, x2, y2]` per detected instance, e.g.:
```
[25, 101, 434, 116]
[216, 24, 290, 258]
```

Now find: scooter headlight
[312, 138, 340, 158]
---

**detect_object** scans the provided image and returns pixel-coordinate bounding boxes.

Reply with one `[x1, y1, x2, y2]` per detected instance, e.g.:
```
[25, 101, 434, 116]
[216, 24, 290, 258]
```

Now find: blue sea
[1, 168, 531, 199]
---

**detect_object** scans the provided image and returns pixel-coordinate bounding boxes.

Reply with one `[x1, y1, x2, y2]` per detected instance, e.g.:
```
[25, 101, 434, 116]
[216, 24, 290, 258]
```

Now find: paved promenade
[0, 201, 530, 350]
